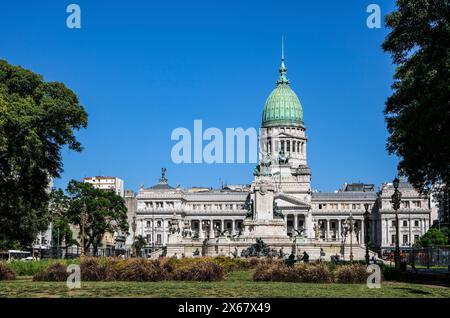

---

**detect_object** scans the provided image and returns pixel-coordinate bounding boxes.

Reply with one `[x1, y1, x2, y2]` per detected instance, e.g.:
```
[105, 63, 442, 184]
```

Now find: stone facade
[123, 54, 433, 260]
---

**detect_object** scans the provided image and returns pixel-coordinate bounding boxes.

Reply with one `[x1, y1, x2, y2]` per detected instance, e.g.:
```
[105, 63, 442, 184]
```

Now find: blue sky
[0, 0, 399, 192]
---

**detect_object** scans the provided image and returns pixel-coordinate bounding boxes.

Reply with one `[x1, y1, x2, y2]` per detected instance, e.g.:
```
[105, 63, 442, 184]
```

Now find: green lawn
[0, 271, 449, 298]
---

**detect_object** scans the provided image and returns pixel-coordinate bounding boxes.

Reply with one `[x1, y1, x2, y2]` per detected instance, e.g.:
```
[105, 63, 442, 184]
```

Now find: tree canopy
[0, 60, 87, 248]
[66, 180, 129, 254]
[382, 0, 450, 192]
[414, 227, 449, 246]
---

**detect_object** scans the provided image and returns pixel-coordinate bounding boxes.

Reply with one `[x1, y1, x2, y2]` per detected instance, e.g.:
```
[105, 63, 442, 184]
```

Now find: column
[336, 219, 341, 242]
[305, 211, 312, 238]
[232, 220, 236, 236]
[360, 219, 365, 245]
[162, 219, 166, 245]
[385, 218, 389, 245]
[199, 220, 205, 239]
[209, 220, 215, 238]
[294, 214, 298, 231]
[221, 219, 224, 232]
[325, 219, 329, 241]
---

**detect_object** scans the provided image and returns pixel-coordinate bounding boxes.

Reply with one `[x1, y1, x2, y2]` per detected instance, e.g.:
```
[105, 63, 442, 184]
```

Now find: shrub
[172, 259, 224, 281]
[80, 257, 104, 281]
[212, 256, 251, 272]
[118, 258, 166, 281]
[253, 263, 333, 283]
[0, 262, 16, 280]
[33, 263, 68, 282]
[380, 264, 399, 281]
[334, 264, 369, 283]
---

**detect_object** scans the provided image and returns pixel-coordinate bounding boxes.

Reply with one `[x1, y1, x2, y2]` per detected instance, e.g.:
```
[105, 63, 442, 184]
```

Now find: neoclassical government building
[125, 54, 432, 259]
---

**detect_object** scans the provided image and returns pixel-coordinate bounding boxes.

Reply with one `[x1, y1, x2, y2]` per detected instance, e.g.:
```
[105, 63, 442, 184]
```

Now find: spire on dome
[277, 36, 289, 85]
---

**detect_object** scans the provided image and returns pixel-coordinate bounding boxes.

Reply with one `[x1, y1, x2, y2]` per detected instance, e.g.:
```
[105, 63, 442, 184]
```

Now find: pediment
[274, 132, 295, 138]
[274, 193, 310, 209]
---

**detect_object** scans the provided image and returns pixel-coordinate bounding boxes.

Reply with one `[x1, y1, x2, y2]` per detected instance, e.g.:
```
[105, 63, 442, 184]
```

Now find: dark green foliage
[132, 235, 147, 257]
[382, 0, 450, 191]
[0, 262, 16, 280]
[414, 227, 449, 246]
[65, 180, 129, 255]
[0, 60, 88, 248]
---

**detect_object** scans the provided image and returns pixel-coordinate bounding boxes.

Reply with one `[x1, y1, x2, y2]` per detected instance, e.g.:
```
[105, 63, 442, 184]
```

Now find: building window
[413, 201, 421, 208]
[318, 204, 323, 210]
[286, 140, 290, 152]
[157, 221, 162, 227]
[146, 220, 151, 228]
[292, 141, 296, 152]
[280, 140, 285, 152]
[403, 201, 410, 208]
[414, 220, 419, 227]
[403, 220, 408, 227]
[403, 235, 408, 245]
[391, 234, 396, 244]
[392, 220, 396, 227]
[146, 234, 151, 243]
[414, 234, 419, 241]
[157, 234, 162, 245]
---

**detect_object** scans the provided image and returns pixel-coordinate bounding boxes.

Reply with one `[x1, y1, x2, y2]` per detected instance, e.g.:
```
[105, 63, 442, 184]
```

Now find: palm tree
[132, 235, 147, 257]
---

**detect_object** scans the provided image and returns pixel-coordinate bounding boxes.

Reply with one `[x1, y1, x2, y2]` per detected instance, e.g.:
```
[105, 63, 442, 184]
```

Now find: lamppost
[364, 203, 371, 265]
[346, 213, 355, 262]
[131, 216, 137, 257]
[391, 177, 402, 270]
[80, 203, 88, 257]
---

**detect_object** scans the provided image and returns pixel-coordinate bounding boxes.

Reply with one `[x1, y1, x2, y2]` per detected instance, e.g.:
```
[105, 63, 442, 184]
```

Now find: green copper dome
[262, 58, 304, 128]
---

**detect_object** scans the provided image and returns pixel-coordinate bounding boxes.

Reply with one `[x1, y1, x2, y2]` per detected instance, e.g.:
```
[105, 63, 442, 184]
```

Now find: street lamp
[364, 203, 371, 265]
[346, 213, 355, 262]
[131, 216, 137, 257]
[80, 203, 88, 257]
[391, 177, 402, 270]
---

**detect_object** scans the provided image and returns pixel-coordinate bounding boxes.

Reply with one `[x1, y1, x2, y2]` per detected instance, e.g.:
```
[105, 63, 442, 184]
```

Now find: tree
[0, 60, 88, 248]
[49, 189, 78, 255]
[133, 235, 147, 257]
[66, 180, 129, 255]
[382, 0, 450, 193]
[414, 227, 449, 246]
